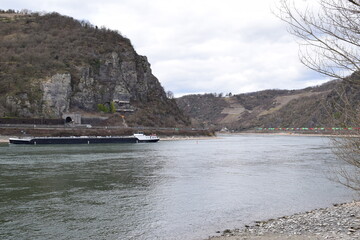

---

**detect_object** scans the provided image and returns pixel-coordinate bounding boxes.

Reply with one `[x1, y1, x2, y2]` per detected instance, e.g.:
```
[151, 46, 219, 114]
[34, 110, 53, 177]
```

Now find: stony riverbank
[209, 201, 360, 240]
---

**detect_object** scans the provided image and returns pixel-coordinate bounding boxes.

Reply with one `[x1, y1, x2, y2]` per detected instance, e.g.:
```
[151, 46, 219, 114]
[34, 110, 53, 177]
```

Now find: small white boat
[133, 133, 160, 143]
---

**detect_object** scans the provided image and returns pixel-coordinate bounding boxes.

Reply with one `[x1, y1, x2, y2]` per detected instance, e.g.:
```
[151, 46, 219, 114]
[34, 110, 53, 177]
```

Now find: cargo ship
[9, 133, 159, 145]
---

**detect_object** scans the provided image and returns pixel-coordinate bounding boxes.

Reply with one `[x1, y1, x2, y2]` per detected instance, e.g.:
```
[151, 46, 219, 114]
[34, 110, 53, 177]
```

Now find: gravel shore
[209, 201, 360, 240]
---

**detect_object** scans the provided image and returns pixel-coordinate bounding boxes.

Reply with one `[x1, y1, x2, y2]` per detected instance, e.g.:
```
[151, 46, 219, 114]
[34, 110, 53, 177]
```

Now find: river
[0, 134, 356, 239]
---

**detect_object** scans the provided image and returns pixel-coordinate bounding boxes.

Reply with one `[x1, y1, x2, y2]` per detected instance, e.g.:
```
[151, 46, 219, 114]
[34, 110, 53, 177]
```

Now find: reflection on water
[0, 135, 356, 240]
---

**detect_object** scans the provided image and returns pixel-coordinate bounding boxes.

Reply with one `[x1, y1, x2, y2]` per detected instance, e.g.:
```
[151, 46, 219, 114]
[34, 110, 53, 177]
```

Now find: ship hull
[137, 139, 160, 143]
[9, 136, 138, 145]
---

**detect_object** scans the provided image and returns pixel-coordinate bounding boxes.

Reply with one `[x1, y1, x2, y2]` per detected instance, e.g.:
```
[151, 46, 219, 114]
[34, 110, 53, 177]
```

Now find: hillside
[176, 80, 360, 130]
[0, 10, 190, 127]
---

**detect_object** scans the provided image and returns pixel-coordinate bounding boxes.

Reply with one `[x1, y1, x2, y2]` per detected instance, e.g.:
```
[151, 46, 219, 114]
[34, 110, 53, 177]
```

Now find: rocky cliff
[0, 11, 189, 127]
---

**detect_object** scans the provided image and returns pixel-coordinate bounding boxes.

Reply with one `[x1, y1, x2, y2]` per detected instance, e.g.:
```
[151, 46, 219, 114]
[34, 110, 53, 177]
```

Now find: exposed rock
[42, 73, 71, 117]
[5, 93, 33, 118]
[209, 201, 360, 240]
[0, 12, 189, 127]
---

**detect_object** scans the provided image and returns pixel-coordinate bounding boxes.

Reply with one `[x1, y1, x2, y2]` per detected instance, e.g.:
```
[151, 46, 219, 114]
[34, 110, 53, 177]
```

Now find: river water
[0, 134, 356, 240]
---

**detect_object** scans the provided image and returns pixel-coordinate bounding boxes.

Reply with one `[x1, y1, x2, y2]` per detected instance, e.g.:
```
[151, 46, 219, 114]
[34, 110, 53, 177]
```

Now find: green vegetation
[97, 102, 116, 113]
[109, 101, 116, 113]
[97, 104, 109, 113]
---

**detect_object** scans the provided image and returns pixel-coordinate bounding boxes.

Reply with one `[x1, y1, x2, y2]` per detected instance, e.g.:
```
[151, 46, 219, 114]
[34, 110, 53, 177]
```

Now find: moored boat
[9, 133, 159, 145]
[133, 133, 160, 143]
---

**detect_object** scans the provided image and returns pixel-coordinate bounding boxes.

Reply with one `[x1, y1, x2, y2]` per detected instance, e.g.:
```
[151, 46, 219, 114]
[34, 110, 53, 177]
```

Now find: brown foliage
[0, 11, 190, 127]
[0, 11, 133, 105]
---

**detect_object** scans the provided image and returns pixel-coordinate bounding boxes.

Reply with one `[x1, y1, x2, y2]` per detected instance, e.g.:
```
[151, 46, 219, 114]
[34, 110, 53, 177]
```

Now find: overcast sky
[2, 0, 330, 96]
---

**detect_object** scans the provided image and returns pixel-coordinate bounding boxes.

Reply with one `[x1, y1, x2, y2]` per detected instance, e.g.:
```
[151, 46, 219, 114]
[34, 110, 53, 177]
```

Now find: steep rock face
[42, 73, 71, 117]
[68, 50, 169, 114]
[0, 12, 189, 127]
[5, 94, 33, 118]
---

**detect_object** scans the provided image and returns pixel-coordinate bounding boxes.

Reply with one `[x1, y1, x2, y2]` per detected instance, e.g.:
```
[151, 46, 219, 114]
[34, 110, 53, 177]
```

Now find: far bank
[0, 125, 214, 142]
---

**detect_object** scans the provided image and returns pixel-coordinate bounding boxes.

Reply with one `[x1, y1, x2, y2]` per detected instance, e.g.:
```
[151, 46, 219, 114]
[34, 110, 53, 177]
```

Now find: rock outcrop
[42, 73, 72, 117]
[0, 11, 189, 127]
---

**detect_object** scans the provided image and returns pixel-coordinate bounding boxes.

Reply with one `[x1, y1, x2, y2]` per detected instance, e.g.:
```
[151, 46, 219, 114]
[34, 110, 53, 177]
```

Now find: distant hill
[0, 10, 190, 127]
[176, 80, 360, 130]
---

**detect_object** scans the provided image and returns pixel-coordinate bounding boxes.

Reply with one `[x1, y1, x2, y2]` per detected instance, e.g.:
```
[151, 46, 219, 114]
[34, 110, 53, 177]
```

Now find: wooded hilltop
[0, 10, 189, 127]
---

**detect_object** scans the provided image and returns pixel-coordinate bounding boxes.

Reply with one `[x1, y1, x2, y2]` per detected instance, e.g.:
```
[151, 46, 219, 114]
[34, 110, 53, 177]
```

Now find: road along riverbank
[208, 201, 360, 240]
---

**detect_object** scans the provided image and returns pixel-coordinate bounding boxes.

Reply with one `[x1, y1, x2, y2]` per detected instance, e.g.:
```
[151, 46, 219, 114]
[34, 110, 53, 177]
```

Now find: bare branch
[276, 0, 360, 191]
[275, 0, 360, 85]
[348, 0, 360, 7]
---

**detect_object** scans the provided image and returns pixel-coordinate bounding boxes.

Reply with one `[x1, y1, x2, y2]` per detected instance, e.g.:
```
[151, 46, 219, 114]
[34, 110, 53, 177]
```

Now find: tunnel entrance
[62, 114, 81, 125]
[65, 116, 72, 123]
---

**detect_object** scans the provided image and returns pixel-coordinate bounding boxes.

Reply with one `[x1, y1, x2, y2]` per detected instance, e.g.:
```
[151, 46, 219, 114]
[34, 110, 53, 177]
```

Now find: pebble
[212, 201, 360, 239]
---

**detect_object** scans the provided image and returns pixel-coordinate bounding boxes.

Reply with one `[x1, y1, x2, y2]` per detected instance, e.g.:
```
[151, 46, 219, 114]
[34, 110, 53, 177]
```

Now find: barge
[9, 133, 159, 145]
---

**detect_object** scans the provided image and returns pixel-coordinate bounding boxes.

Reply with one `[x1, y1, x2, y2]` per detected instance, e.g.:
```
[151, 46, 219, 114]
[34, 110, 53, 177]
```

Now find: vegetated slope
[176, 80, 360, 130]
[0, 10, 189, 127]
[175, 93, 229, 128]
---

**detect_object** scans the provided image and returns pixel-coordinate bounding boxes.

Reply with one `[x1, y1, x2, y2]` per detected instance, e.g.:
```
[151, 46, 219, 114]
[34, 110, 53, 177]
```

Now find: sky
[2, 0, 330, 96]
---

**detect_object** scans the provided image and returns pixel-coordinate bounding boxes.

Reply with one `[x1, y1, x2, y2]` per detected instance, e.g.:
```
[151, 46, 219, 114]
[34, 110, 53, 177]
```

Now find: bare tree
[277, 0, 360, 190]
[166, 90, 174, 99]
[277, 0, 360, 84]
[331, 131, 360, 191]
[327, 83, 360, 191]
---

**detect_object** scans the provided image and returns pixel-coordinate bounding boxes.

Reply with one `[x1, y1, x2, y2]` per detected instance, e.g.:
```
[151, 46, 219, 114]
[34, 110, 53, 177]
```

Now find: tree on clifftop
[277, 0, 360, 191]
